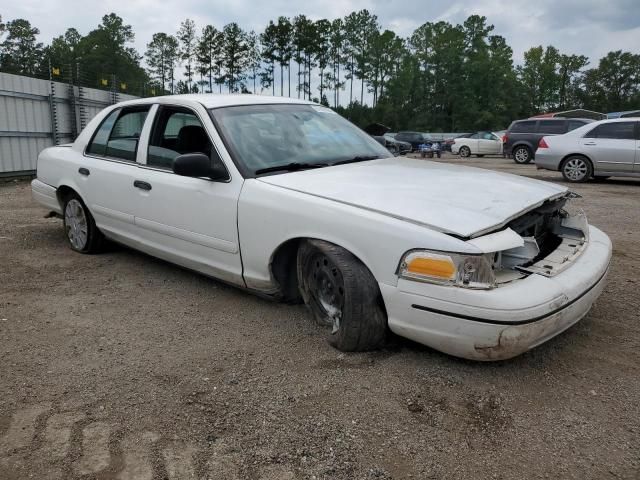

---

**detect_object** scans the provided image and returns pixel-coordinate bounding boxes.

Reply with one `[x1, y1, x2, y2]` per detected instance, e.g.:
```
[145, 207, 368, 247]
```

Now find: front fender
[237, 179, 475, 293]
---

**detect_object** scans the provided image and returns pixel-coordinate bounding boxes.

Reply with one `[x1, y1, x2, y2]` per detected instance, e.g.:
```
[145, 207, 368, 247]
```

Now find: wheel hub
[65, 199, 88, 249]
[565, 159, 587, 181]
[309, 255, 344, 334]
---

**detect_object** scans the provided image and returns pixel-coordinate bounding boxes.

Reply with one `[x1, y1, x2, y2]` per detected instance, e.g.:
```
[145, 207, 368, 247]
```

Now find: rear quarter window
[509, 121, 537, 133]
[537, 120, 566, 134]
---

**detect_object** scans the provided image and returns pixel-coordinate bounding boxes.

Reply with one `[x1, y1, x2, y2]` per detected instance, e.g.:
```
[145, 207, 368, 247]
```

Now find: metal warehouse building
[0, 72, 138, 177]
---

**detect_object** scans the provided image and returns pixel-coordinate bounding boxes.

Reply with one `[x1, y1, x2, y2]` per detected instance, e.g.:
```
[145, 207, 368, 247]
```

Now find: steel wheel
[64, 199, 88, 250]
[459, 146, 471, 158]
[297, 239, 388, 351]
[562, 157, 591, 182]
[307, 251, 344, 334]
[513, 146, 531, 164]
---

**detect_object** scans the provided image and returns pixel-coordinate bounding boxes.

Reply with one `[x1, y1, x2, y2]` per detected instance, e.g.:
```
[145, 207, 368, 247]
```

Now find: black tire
[561, 156, 593, 183]
[62, 192, 105, 253]
[513, 145, 532, 164]
[459, 146, 471, 158]
[297, 239, 387, 352]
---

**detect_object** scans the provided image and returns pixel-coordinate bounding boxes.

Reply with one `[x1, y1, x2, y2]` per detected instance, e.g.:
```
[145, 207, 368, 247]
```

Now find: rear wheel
[459, 146, 471, 158]
[63, 193, 104, 253]
[513, 146, 532, 164]
[561, 156, 592, 183]
[297, 240, 387, 352]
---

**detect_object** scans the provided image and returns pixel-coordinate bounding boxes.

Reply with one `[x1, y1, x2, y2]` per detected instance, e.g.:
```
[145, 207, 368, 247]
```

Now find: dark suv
[504, 118, 594, 164]
[395, 131, 426, 151]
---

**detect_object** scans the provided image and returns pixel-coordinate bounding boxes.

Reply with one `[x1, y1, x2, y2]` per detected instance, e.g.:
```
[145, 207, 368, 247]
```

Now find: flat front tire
[63, 193, 104, 253]
[297, 240, 388, 352]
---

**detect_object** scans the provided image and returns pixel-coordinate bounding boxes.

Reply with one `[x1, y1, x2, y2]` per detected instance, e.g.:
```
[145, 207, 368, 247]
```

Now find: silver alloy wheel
[514, 147, 529, 163]
[64, 199, 88, 250]
[564, 158, 589, 181]
[460, 146, 470, 158]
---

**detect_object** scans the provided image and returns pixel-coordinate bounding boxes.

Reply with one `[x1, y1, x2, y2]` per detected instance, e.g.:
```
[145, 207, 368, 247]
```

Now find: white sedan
[452, 131, 503, 157]
[31, 95, 611, 360]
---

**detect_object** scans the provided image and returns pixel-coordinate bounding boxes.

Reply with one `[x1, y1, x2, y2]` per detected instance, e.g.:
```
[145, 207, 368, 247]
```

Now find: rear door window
[510, 121, 537, 133]
[538, 120, 566, 134]
[87, 107, 150, 161]
[585, 122, 637, 140]
[86, 109, 120, 157]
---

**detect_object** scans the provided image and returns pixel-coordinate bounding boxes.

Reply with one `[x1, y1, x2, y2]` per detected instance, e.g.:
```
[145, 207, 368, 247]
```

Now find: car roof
[115, 94, 316, 109]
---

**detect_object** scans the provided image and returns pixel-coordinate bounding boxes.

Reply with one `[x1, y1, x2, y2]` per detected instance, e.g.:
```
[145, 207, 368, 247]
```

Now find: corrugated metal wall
[0, 72, 138, 176]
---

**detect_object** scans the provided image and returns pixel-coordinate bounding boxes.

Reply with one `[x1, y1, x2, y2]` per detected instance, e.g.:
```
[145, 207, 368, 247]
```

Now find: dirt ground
[1, 154, 639, 480]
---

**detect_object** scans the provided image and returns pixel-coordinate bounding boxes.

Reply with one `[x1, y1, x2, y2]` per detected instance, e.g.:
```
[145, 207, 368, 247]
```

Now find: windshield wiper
[332, 155, 380, 166]
[254, 162, 329, 175]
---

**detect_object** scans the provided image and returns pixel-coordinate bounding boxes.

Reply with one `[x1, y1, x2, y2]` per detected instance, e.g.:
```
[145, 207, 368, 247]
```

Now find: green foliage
[0, 18, 43, 75]
[177, 19, 197, 90]
[146, 32, 179, 94]
[1, 10, 639, 128]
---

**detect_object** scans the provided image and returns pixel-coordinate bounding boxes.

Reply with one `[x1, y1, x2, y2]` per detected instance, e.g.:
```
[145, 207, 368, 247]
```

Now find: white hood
[258, 157, 568, 238]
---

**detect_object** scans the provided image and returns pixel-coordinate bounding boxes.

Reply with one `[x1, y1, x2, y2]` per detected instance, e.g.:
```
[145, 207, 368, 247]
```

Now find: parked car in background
[395, 131, 427, 151]
[504, 118, 594, 164]
[443, 133, 471, 152]
[452, 131, 503, 157]
[364, 123, 408, 155]
[30, 94, 612, 361]
[385, 134, 411, 155]
[536, 118, 640, 182]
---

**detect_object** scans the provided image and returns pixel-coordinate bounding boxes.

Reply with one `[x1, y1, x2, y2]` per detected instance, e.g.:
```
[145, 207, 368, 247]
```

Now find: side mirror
[173, 153, 227, 180]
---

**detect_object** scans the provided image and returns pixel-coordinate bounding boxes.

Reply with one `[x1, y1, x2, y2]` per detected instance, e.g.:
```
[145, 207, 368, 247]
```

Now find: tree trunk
[288, 60, 291, 97]
[337, 62, 340, 107]
[349, 55, 354, 105]
[280, 63, 284, 96]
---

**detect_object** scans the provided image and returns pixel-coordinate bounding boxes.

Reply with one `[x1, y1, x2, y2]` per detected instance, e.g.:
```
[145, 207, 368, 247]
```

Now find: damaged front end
[467, 192, 589, 285]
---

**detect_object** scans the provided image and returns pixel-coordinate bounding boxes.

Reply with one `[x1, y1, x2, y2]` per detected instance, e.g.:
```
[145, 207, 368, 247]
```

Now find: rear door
[581, 121, 637, 173]
[81, 105, 152, 242]
[478, 132, 502, 154]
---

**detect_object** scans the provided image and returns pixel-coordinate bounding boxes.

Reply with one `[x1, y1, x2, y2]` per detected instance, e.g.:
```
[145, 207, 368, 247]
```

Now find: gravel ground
[1, 154, 639, 479]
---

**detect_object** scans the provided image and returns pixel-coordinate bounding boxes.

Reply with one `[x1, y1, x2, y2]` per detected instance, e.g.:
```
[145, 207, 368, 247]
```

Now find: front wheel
[513, 146, 532, 164]
[63, 193, 105, 253]
[561, 156, 592, 183]
[459, 146, 471, 158]
[297, 240, 388, 352]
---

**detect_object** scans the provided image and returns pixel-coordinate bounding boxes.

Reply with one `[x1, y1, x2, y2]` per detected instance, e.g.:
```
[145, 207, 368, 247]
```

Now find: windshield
[209, 104, 391, 176]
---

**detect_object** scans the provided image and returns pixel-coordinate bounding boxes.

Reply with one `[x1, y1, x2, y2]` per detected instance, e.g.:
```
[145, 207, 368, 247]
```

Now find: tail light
[538, 138, 549, 149]
[502, 134, 508, 143]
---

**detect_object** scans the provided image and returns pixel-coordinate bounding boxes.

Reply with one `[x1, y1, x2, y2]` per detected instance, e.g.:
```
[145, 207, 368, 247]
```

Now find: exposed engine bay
[467, 193, 589, 285]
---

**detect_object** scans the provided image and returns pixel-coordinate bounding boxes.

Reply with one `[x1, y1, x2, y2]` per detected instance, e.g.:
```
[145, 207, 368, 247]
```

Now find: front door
[132, 105, 244, 285]
[581, 121, 637, 174]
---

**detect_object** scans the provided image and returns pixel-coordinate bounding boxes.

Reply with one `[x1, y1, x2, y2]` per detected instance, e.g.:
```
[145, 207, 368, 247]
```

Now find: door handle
[584, 142, 597, 146]
[133, 180, 152, 191]
[78, 167, 90, 176]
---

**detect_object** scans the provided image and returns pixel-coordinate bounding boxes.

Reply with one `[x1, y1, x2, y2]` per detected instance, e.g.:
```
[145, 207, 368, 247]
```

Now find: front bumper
[380, 226, 612, 361]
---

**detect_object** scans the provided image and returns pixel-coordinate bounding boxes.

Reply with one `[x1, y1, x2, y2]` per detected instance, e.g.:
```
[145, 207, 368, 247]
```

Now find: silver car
[536, 118, 640, 182]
